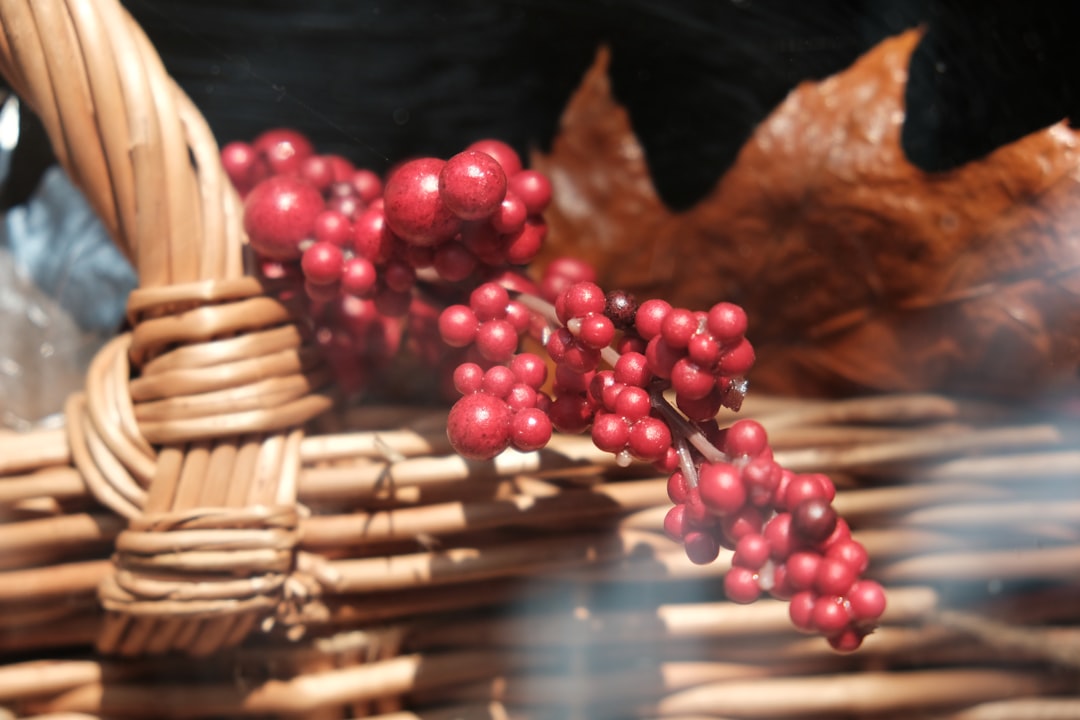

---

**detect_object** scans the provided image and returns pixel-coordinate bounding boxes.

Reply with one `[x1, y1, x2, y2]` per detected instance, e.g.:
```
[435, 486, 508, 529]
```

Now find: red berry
[724, 419, 768, 458]
[826, 539, 870, 576]
[555, 365, 592, 394]
[350, 169, 383, 203]
[614, 352, 652, 388]
[312, 210, 353, 247]
[815, 557, 857, 596]
[510, 353, 547, 389]
[789, 591, 817, 632]
[743, 456, 782, 506]
[769, 562, 795, 600]
[446, 392, 512, 460]
[492, 191, 528, 234]
[812, 596, 851, 634]
[470, 283, 510, 321]
[481, 365, 516, 398]
[676, 387, 724, 422]
[635, 299, 672, 340]
[664, 504, 690, 540]
[724, 566, 761, 603]
[785, 551, 822, 591]
[221, 140, 268, 193]
[561, 282, 606, 322]
[439, 150, 508, 220]
[718, 337, 756, 376]
[352, 206, 395, 263]
[510, 408, 552, 451]
[253, 128, 314, 175]
[784, 474, 829, 511]
[733, 533, 770, 570]
[475, 319, 519, 362]
[383, 157, 461, 246]
[821, 518, 852, 552]
[698, 462, 746, 515]
[763, 512, 796, 560]
[548, 393, 593, 434]
[720, 505, 764, 543]
[591, 412, 630, 453]
[341, 257, 377, 297]
[540, 257, 596, 303]
[687, 332, 721, 367]
[243, 176, 324, 260]
[505, 383, 538, 411]
[706, 302, 748, 344]
[593, 372, 624, 411]
[466, 138, 523, 177]
[299, 154, 336, 191]
[645, 336, 682, 379]
[453, 363, 484, 395]
[577, 314, 615, 350]
[439, 305, 479, 347]
[613, 386, 652, 420]
[683, 489, 712, 528]
[503, 300, 532, 335]
[504, 217, 547, 265]
[848, 580, 887, 621]
[671, 358, 714, 400]
[433, 242, 478, 282]
[301, 241, 345, 285]
[326, 184, 361, 219]
[383, 260, 416, 293]
[667, 470, 691, 504]
[627, 417, 671, 462]
[654, 446, 680, 474]
[828, 627, 867, 652]
[660, 308, 698, 348]
[508, 170, 552, 215]
[684, 531, 720, 565]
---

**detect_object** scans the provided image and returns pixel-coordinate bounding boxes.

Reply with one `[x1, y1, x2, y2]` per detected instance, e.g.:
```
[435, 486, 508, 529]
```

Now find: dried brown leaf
[535, 33, 1080, 399]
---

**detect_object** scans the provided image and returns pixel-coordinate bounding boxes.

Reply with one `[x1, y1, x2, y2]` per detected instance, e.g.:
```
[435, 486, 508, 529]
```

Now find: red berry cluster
[227, 129, 551, 395]
[447, 352, 553, 459]
[662, 419, 885, 650]
[223, 129, 883, 650]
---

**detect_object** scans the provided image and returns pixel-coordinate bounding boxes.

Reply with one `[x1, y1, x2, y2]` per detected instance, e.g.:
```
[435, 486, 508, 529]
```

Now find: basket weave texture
[0, 1, 1079, 718]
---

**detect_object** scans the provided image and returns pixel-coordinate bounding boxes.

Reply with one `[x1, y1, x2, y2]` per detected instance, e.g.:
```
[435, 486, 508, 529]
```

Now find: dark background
[9, 1, 1080, 211]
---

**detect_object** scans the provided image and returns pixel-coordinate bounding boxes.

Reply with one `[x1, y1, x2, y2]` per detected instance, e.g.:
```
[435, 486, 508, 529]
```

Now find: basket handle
[0, 0, 334, 655]
[0, 0, 244, 287]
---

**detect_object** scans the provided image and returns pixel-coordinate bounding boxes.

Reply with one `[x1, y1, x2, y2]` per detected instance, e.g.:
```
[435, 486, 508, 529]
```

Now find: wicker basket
[0, 1, 1078, 717]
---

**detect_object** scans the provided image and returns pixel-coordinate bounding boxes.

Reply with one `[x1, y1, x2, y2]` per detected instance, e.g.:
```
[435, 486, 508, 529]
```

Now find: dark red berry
[684, 531, 721, 565]
[791, 498, 838, 545]
[604, 290, 638, 330]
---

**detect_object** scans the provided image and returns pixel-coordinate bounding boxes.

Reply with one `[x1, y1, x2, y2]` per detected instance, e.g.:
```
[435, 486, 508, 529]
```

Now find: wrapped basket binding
[0, 0, 1078, 717]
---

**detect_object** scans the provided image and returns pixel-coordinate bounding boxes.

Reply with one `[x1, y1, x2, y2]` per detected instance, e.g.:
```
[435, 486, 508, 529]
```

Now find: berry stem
[651, 390, 728, 465]
[674, 435, 700, 488]
[513, 290, 623, 368]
